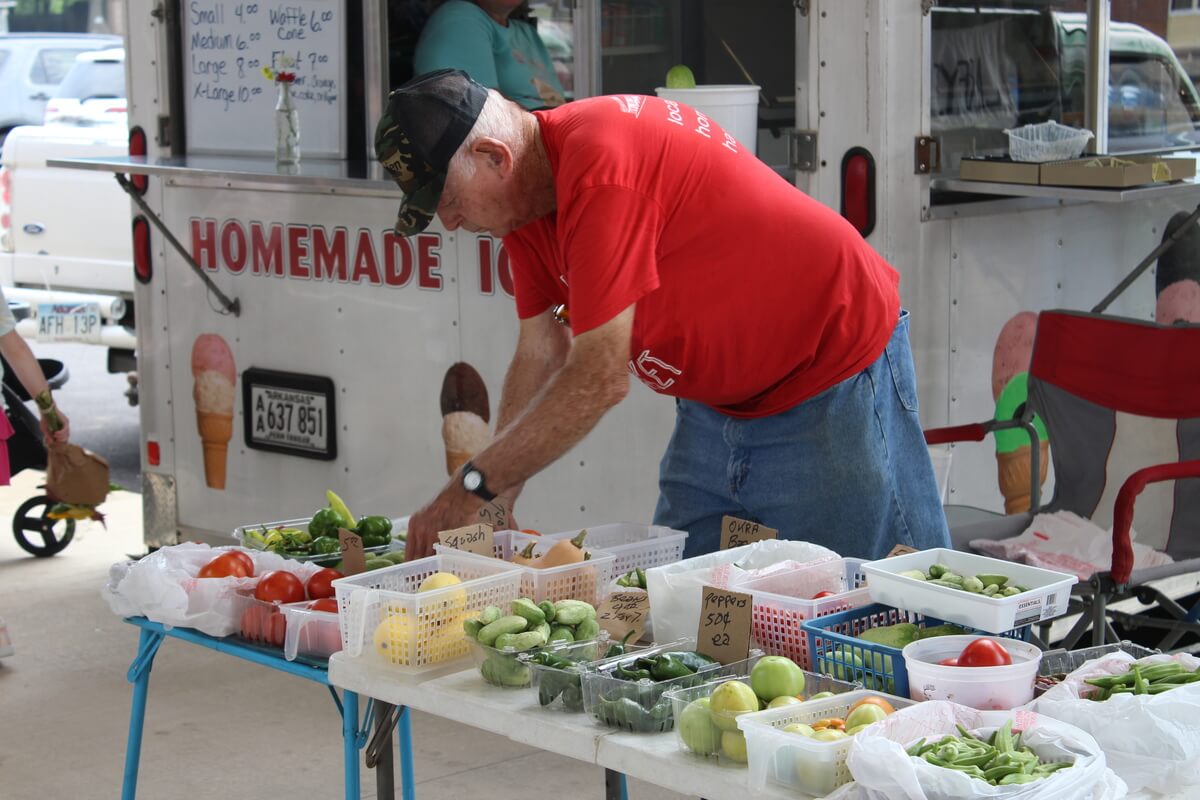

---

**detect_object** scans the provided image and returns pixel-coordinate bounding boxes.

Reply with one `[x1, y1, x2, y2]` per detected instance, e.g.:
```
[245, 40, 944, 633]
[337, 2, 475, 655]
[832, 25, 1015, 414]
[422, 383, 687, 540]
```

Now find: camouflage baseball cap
[375, 69, 488, 235]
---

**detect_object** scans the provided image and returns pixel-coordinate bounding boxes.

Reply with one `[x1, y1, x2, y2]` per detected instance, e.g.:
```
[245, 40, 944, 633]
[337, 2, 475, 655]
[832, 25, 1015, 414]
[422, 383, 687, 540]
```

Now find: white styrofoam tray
[860, 549, 1077, 634]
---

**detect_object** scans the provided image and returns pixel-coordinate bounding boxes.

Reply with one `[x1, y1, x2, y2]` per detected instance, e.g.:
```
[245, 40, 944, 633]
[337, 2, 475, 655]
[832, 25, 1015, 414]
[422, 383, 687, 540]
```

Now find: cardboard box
[1039, 156, 1196, 188]
[959, 158, 1041, 185]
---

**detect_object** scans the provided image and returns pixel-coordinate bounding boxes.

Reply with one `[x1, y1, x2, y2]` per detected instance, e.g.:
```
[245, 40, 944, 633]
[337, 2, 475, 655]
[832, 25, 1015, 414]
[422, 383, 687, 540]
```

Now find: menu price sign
[477, 499, 509, 531]
[720, 516, 778, 550]
[696, 586, 753, 664]
[338, 528, 367, 575]
[437, 523, 495, 557]
[597, 591, 649, 644]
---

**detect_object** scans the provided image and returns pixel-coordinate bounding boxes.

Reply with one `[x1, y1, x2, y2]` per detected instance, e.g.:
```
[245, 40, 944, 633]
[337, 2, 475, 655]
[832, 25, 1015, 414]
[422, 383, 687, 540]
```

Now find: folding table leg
[122, 628, 164, 800]
[604, 769, 629, 800]
[397, 706, 415, 800]
[343, 690, 361, 799]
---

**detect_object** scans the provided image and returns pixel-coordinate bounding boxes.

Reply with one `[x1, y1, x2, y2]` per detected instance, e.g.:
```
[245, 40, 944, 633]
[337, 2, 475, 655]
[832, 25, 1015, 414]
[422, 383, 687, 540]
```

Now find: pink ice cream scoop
[992, 311, 1038, 402]
[1156, 280, 1200, 325]
[191, 334, 236, 383]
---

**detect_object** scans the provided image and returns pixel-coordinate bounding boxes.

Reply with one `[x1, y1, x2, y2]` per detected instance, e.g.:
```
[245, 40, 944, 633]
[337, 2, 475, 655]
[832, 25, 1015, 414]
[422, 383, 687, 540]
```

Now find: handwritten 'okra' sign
[696, 586, 753, 664]
[719, 515, 778, 550]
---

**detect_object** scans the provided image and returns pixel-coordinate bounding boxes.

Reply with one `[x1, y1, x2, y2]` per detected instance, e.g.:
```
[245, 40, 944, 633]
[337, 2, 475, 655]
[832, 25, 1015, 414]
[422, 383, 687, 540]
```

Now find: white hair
[448, 89, 522, 180]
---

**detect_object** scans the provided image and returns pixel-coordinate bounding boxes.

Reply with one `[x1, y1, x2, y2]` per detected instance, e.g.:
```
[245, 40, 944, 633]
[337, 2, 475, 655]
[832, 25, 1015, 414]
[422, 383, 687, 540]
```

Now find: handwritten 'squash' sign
[719, 515, 778, 550]
[183, 1, 346, 157]
[696, 586, 753, 664]
[437, 523, 495, 557]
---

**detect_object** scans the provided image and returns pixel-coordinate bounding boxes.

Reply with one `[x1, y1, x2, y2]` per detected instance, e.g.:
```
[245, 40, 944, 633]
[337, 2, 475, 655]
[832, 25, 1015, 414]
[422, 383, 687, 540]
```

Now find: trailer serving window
[932, 0, 1200, 178]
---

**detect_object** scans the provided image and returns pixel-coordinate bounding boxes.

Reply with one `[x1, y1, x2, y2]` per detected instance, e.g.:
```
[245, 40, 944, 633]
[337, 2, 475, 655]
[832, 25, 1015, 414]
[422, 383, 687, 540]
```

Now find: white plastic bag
[102, 542, 321, 637]
[646, 540, 837, 643]
[1027, 651, 1200, 794]
[830, 702, 1126, 800]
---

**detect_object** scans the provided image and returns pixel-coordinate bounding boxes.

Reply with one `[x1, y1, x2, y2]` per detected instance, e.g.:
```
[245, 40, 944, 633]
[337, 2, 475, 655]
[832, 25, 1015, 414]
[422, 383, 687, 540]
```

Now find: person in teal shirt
[414, 1, 567, 110]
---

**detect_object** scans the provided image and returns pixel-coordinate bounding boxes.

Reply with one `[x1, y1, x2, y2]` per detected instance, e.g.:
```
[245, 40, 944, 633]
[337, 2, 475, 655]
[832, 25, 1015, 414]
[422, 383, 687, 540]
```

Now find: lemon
[418, 572, 467, 619]
[373, 613, 417, 666]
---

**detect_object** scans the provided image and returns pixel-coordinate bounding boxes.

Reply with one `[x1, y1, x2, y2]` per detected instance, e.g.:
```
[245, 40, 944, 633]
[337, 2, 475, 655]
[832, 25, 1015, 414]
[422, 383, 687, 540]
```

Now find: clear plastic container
[737, 689, 915, 797]
[467, 634, 609, 689]
[1005, 120, 1093, 162]
[860, 548, 1077, 633]
[232, 514, 409, 563]
[581, 638, 762, 733]
[435, 530, 616, 606]
[525, 638, 652, 712]
[902, 635, 1043, 709]
[280, 602, 342, 661]
[537, 523, 688, 577]
[332, 553, 523, 673]
[237, 596, 288, 648]
[736, 558, 871, 670]
[665, 671, 860, 766]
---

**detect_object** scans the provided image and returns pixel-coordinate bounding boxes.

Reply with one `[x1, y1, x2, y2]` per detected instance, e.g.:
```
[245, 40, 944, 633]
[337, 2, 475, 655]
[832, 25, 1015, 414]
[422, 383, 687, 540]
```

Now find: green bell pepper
[309, 507, 347, 539]
[356, 515, 393, 547]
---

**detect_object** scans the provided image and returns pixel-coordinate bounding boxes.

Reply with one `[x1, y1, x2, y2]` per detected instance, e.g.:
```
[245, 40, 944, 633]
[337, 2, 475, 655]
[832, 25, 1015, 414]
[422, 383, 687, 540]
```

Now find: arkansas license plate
[36, 302, 102, 343]
[242, 368, 337, 460]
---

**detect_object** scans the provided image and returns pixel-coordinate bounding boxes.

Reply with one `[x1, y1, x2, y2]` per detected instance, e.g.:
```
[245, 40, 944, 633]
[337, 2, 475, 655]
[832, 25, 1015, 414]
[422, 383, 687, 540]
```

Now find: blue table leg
[122, 627, 164, 800]
[398, 705, 415, 800]
[343, 690, 361, 799]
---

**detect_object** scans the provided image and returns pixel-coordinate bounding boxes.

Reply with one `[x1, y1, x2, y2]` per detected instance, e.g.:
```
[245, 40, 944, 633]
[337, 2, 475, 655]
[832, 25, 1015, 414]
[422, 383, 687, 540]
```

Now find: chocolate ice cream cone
[997, 440, 1049, 515]
[197, 411, 233, 489]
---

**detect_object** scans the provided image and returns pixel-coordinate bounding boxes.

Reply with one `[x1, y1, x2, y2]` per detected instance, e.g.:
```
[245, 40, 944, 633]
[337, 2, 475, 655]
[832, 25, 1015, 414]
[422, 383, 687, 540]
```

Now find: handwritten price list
[597, 591, 649, 643]
[184, 2, 344, 156]
[696, 586, 753, 664]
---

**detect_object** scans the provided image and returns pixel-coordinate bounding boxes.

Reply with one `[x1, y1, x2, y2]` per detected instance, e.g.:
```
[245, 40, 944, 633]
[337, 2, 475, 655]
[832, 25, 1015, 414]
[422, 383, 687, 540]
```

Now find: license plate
[36, 302, 102, 343]
[243, 368, 337, 460]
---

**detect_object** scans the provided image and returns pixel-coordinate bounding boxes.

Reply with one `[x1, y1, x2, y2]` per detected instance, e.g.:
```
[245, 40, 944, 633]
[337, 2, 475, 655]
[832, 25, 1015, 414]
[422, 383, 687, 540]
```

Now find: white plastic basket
[735, 558, 872, 670]
[332, 553, 522, 673]
[434, 530, 616, 606]
[860, 548, 1077, 633]
[1005, 120, 1093, 163]
[538, 523, 688, 577]
[737, 689, 916, 796]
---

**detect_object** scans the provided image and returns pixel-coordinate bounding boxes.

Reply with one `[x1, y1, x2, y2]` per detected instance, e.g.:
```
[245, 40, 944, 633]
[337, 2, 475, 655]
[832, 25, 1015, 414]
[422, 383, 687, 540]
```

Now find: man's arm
[405, 305, 633, 557]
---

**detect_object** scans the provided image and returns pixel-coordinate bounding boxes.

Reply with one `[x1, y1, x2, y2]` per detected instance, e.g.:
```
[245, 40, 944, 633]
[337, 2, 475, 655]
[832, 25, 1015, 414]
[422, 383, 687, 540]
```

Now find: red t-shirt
[503, 95, 900, 418]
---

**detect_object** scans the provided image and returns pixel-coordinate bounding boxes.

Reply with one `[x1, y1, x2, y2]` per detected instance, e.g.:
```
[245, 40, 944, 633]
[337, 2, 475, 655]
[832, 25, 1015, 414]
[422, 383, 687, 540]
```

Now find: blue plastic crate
[800, 603, 1030, 697]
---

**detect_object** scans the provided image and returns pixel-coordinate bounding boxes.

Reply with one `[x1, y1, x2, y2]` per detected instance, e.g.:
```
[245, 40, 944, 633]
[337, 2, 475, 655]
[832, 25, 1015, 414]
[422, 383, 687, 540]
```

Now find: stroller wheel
[13, 495, 76, 557]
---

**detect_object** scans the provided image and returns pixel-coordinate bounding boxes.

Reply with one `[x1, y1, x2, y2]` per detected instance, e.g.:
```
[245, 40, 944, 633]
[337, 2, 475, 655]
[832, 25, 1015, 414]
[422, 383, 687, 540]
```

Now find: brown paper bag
[45, 443, 110, 506]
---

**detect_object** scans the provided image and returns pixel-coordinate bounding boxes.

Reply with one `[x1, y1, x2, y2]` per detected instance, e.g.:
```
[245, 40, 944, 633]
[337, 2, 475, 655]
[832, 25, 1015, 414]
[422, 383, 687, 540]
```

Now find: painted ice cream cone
[191, 334, 236, 490]
[997, 440, 1050, 514]
[439, 363, 491, 476]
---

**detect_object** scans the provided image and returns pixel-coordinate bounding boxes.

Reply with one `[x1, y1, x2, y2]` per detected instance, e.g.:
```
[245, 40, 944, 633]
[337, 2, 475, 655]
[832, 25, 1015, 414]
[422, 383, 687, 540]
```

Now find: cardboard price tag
[719, 515, 778, 550]
[477, 499, 510, 530]
[338, 528, 367, 576]
[596, 590, 649, 644]
[696, 586, 753, 664]
[437, 523, 495, 557]
[886, 544, 918, 558]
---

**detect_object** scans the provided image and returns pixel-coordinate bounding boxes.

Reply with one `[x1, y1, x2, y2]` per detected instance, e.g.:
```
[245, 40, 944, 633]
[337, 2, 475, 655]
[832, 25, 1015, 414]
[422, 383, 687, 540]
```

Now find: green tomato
[807, 691, 836, 701]
[709, 680, 759, 732]
[750, 655, 806, 702]
[844, 703, 889, 730]
[783, 722, 816, 737]
[768, 695, 803, 709]
[665, 64, 697, 89]
[720, 730, 748, 763]
[678, 698, 721, 755]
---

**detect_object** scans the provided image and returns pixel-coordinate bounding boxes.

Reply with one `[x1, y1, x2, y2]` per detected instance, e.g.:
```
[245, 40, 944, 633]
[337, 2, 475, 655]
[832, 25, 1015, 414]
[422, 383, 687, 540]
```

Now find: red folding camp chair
[925, 310, 1200, 649]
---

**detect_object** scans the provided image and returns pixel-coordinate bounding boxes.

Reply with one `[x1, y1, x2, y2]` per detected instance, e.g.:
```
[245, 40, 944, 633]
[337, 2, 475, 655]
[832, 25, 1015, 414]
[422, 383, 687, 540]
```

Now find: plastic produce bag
[102, 542, 321, 637]
[646, 540, 837, 643]
[829, 701, 1126, 800]
[1027, 651, 1200, 794]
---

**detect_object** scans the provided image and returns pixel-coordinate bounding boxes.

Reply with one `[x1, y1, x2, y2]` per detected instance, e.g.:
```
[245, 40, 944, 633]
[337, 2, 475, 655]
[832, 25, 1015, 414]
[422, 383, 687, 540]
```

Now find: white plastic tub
[902, 635, 1042, 709]
[860, 548, 1077, 633]
[654, 85, 760, 155]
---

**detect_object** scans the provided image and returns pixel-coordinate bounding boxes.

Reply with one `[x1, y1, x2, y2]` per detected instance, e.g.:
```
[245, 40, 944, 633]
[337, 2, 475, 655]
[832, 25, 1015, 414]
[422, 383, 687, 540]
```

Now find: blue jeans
[653, 312, 950, 560]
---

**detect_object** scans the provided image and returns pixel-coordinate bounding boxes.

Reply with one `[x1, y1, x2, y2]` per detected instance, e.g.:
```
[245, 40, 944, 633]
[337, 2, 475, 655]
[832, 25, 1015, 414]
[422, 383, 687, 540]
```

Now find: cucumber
[976, 574, 1009, 588]
[512, 598, 546, 626]
[478, 615, 528, 647]
[463, 618, 483, 639]
[480, 606, 502, 625]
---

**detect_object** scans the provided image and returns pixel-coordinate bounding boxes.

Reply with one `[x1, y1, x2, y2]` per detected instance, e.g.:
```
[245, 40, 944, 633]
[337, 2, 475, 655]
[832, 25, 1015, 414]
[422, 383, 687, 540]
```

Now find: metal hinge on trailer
[789, 129, 819, 173]
[914, 135, 941, 174]
[795, 0, 810, 15]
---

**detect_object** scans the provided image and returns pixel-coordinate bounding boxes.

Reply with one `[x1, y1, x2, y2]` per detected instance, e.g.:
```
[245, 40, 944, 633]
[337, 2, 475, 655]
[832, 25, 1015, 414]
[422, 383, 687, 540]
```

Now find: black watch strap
[461, 460, 497, 502]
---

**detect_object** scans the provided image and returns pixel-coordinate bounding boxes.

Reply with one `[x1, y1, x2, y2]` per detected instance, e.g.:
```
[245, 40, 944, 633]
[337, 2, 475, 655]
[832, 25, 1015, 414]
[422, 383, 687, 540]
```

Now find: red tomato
[306, 568, 343, 600]
[812, 591, 837, 599]
[957, 638, 1013, 667]
[240, 603, 288, 647]
[938, 657, 960, 667]
[226, 550, 255, 577]
[254, 570, 305, 604]
[198, 552, 252, 579]
[308, 598, 339, 613]
[268, 612, 288, 647]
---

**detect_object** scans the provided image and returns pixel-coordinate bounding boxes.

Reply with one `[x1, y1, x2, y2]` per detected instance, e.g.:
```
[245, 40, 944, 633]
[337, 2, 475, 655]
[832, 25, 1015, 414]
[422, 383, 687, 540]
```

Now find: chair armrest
[924, 423, 988, 446]
[1111, 459, 1200, 585]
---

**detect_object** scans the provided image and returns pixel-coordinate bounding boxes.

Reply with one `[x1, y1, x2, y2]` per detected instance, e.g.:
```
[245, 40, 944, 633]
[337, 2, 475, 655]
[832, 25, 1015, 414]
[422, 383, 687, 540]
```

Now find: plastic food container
[435, 530, 616, 606]
[536, 523, 688, 576]
[737, 558, 871, 670]
[1005, 120, 1093, 162]
[525, 638, 652, 712]
[860, 548, 1077, 633]
[232, 515, 409, 563]
[237, 596, 288, 648]
[902, 635, 1043, 709]
[665, 671, 859, 766]
[279, 601, 342, 661]
[1035, 640, 1159, 696]
[332, 553, 522, 673]
[737, 688, 915, 797]
[803, 603, 1029, 697]
[468, 634, 609, 689]
[581, 638, 761, 733]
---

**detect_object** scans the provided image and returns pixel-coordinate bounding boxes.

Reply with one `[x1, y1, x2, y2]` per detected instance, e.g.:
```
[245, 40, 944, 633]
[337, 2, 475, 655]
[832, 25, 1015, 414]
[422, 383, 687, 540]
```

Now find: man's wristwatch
[460, 461, 497, 502]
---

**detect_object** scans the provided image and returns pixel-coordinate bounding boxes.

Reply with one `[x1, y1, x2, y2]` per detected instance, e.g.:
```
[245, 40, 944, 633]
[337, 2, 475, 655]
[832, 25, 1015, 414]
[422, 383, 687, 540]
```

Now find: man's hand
[405, 483, 483, 560]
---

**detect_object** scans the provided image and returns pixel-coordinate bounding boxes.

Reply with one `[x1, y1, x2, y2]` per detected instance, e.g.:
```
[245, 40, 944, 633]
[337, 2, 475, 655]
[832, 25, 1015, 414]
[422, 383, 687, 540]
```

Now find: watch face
[463, 470, 482, 491]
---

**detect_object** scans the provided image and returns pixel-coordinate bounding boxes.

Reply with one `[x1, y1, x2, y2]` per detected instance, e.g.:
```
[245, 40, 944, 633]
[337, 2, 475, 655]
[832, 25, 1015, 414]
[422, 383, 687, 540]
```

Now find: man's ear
[472, 137, 514, 177]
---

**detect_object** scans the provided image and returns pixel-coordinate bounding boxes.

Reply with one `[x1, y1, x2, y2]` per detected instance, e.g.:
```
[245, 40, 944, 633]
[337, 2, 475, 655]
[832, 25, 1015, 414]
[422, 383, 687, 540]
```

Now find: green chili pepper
[605, 629, 637, 659]
[657, 651, 718, 672]
[648, 654, 694, 681]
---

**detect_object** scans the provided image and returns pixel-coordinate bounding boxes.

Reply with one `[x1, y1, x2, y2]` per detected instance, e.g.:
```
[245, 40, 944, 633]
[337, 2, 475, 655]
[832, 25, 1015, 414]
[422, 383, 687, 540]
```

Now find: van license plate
[36, 302, 102, 344]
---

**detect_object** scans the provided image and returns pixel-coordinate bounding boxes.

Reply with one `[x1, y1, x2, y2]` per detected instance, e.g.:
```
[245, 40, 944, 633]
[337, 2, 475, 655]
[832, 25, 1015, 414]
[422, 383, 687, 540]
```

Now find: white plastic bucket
[654, 85, 760, 155]
[902, 635, 1042, 710]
